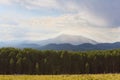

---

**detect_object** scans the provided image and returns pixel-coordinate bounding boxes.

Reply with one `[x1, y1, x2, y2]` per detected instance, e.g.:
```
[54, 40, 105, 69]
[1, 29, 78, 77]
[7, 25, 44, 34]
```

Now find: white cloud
[1, 11, 118, 42]
[14, 0, 59, 10]
[0, 0, 119, 42]
[0, 0, 60, 10]
[0, 14, 119, 42]
[62, 27, 120, 43]
[0, 24, 16, 41]
[0, 0, 12, 5]
[19, 10, 107, 28]
[0, 0, 84, 12]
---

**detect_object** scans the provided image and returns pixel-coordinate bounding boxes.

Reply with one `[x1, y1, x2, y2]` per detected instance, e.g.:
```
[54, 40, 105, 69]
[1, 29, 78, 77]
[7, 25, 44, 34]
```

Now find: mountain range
[40, 42, 120, 51]
[0, 34, 120, 51]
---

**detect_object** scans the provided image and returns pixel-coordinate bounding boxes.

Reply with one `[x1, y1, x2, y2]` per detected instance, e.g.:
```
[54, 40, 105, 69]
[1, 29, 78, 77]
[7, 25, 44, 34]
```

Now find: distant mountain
[40, 43, 75, 50]
[40, 42, 120, 51]
[0, 34, 98, 47]
[16, 43, 40, 49]
[0, 34, 120, 51]
[0, 42, 6, 47]
[36, 34, 98, 45]
[1, 42, 120, 51]
[0, 40, 39, 49]
[0, 41, 120, 51]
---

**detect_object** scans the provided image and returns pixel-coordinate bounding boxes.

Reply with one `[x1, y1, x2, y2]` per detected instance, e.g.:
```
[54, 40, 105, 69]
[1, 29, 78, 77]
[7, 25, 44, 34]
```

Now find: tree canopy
[0, 47, 120, 74]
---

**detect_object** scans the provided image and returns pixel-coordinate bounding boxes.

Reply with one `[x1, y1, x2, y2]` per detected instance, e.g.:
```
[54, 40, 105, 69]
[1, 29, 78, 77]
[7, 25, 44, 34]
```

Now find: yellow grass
[0, 74, 119, 80]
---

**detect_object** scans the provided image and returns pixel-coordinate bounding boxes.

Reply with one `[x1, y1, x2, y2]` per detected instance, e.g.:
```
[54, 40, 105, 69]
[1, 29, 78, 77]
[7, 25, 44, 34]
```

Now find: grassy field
[0, 74, 119, 80]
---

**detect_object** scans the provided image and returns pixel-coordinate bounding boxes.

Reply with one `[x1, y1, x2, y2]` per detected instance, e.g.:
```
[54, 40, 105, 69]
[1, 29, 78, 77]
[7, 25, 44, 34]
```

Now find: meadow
[0, 74, 119, 80]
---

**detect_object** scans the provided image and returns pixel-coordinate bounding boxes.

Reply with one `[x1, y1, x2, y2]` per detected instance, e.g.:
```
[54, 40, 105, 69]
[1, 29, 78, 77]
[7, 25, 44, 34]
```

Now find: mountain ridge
[35, 34, 98, 46]
[0, 34, 120, 51]
[40, 42, 120, 51]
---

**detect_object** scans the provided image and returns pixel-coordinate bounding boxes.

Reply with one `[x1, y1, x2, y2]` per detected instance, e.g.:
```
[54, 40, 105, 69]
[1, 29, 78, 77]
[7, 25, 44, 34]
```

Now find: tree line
[0, 47, 120, 74]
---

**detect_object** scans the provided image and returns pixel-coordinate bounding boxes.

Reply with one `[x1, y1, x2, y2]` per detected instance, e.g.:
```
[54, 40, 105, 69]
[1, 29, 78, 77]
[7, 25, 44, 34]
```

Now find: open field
[0, 74, 119, 80]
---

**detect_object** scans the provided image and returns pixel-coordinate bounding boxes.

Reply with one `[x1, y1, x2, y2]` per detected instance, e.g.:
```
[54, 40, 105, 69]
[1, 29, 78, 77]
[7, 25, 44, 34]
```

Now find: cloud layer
[0, 0, 120, 42]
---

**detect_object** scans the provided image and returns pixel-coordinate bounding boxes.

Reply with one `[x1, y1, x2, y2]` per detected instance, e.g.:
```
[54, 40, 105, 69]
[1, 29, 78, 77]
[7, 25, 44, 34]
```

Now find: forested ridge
[0, 47, 120, 74]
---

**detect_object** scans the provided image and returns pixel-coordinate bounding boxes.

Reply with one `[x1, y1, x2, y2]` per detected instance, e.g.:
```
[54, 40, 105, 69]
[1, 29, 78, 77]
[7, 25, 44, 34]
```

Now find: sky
[0, 0, 120, 42]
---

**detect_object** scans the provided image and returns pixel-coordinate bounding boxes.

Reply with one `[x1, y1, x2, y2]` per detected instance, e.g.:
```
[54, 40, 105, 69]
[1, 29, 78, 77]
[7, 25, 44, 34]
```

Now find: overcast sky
[0, 0, 120, 42]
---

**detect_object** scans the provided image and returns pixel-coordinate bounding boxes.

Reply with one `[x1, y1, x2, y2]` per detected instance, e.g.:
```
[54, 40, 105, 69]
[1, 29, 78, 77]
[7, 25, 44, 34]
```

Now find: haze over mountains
[35, 34, 98, 45]
[0, 34, 120, 51]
